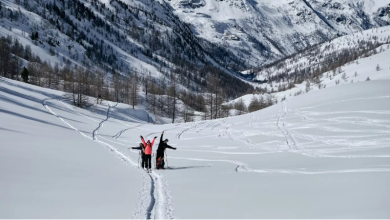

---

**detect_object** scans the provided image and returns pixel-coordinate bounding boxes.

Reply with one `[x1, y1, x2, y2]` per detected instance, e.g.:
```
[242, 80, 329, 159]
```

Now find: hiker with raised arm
[128, 143, 145, 169]
[156, 131, 177, 169]
[140, 135, 157, 173]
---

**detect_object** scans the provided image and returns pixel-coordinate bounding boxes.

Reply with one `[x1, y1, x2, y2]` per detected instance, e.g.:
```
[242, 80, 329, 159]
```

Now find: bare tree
[248, 96, 261, 113]
[234, 98, 247, 115]
[128, 73, 139, 109]
[147, 81, 159, 115]
[168, 75, 178, 123]
[112, 72, 121, 102]
[95, 70, 105, 104]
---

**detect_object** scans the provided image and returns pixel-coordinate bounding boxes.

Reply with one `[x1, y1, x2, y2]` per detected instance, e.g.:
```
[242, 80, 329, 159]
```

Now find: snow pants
[145, 154, 152, 169]
[141, 154, 145, 168]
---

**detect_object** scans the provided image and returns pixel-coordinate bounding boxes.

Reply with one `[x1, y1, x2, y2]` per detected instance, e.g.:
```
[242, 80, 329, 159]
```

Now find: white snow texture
[1, 75, 390, 218]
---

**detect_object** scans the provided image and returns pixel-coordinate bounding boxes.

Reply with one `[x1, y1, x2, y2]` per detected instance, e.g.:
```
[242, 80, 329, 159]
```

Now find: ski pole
[153, 153, 155, 170]
[165, 151, 169, 168]
[138, 152, 141, 169]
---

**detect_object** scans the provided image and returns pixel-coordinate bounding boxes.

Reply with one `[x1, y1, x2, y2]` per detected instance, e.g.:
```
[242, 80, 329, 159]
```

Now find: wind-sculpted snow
[1, 78, 390, 218]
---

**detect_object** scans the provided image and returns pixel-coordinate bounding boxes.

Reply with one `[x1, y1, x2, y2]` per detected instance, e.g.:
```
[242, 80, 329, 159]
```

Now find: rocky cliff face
[166, 0, 390, 69]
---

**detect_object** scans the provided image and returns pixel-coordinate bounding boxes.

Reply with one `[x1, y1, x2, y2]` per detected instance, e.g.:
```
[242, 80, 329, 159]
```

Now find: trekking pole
[165, 151, 169, 168]
[138, 152, 141, 169]
[153, 153, 155, 170]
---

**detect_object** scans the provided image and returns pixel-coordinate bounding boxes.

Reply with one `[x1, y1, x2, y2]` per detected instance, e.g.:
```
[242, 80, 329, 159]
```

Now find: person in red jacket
[140, 135, 157, 172]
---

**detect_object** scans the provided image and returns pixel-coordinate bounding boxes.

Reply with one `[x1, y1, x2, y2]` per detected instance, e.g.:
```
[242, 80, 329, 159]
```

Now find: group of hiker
[129, 131, 176, 172]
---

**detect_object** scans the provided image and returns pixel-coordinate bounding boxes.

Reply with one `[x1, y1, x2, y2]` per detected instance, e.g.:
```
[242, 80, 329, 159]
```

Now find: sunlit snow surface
[0, 78, 389, 218]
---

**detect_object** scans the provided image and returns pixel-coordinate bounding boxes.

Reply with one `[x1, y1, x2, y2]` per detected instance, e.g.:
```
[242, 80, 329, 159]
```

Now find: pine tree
[20, 67, 29, 83]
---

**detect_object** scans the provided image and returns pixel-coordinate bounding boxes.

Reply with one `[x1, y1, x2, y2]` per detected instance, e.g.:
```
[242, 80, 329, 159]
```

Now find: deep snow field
[1, 77, 390, 218]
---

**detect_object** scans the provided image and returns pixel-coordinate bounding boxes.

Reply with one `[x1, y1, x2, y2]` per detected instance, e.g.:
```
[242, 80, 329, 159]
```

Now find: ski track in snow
[43, 99, 174, 219]
[58, 100, 101, 123]
[42, 98, 92, 140]
[274, 100, 390, 159]
[236, 166, 390, 175]
[39, 90, 390, 217]
[170, 156, 390, 175]
[277, 100, 300, 151]
[90, 102, 174, 219]
[112, 125, 143, 139]
[176, 121, 204, 139]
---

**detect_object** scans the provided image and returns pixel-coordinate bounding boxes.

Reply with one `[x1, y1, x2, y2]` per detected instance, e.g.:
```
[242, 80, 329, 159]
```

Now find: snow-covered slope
[1, 76, 389, 218]
[0, 0, 222, 89]
[228, 26, 390, 110]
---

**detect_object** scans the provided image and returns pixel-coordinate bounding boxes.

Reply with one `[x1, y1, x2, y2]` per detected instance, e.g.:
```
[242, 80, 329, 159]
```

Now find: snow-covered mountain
[226, 25, 390, 116]
[1, 0, 389, 81]
[167, 0, 390, 67]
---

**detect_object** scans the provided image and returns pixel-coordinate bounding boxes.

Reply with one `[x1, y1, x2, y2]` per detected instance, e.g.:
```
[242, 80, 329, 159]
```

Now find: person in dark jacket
[129, 143, 145, 169]
[156, 131, 177, 169]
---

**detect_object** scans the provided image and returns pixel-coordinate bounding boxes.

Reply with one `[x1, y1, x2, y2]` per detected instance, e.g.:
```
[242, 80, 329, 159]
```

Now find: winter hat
[147, 140, 151, 144]
[164, 139, 169, 142]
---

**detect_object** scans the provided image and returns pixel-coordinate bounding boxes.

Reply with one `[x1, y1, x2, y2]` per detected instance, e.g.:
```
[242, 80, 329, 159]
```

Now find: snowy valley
[0, 0, 390, 218]
[1, 72, 390, 218]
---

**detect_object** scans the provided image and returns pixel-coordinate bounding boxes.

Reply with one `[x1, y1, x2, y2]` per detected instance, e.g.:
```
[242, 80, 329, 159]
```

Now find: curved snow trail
[43, 99, 174, 219]
[176, 121, 201, 139]
[250, 113, 259, 128]
[277, 100, 390, 159]
[236, 166, 390, 175]
[170, 156, 390, 175]
[148, 171, 174, 219]
[195, 121, 210, 133]
[112, 125, 143, 139]
[95, 102, 174, 219]
[146, 175, 156, 219]
[42, 99, 92, 140]
[58, 100, 101, 123]
[92, 102, 118, 141]
[170, 156, 249, 169]
[145, 126, 183, 140]
[277, 101, 299, 151]
[218, 118, 256, 149]
[177, 127, 190, 140]
[177, 121, 210, 139]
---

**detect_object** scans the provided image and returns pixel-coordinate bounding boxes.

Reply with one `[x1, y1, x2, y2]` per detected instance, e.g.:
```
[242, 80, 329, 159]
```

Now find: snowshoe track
[43, 99, 174, 219]
[277, 101, 299, 151]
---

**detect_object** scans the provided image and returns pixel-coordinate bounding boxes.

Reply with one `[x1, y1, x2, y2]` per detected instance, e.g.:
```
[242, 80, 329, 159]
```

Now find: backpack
[156, 157, 164, 169]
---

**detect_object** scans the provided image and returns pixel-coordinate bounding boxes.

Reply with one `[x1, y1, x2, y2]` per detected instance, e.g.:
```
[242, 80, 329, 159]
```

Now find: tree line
[1, 35, 263, 123]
